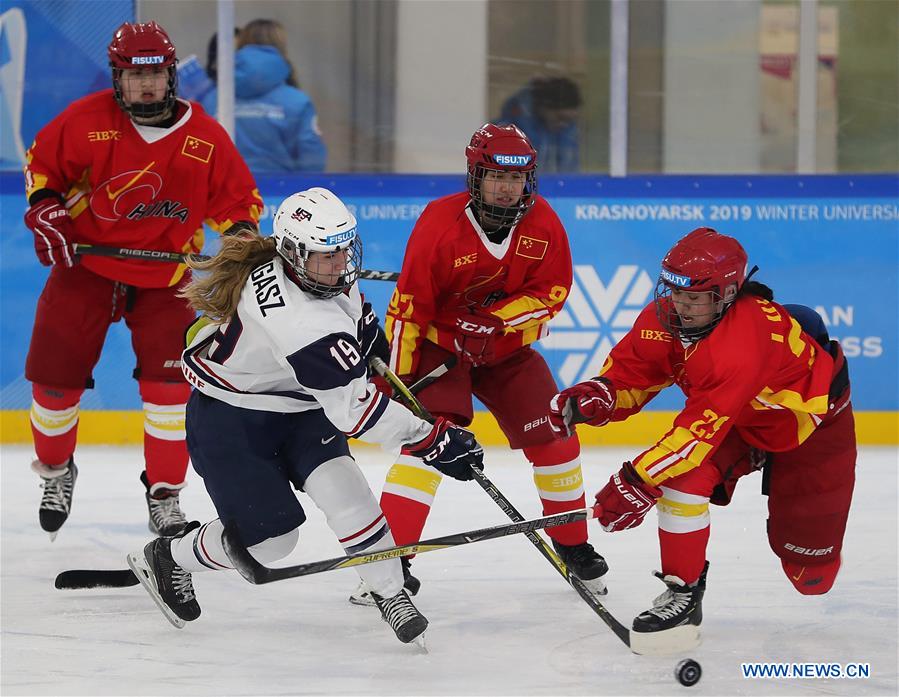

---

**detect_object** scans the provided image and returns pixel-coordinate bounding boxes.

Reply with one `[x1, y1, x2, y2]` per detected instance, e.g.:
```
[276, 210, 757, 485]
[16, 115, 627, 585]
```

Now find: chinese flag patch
[515, 235, 548, 260]
[182, 135, 214, 163]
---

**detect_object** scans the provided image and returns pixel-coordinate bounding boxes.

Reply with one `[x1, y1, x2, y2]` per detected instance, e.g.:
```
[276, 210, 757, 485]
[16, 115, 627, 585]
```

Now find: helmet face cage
[465, 123, 538, 229]
[108, 22, 178, 120]
[278, 234, 363, 299]
[654, 278, 727, 343]
[467, 164, 538, 229]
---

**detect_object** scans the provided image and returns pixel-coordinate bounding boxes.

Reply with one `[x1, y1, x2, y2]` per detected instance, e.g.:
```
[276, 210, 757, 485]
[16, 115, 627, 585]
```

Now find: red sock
[380, 492, 431, 547]
[525, 437, 588, 546]
[139, 381, 190, 486]
[659, 527, 710, 584]
[30, 384, 83, 467]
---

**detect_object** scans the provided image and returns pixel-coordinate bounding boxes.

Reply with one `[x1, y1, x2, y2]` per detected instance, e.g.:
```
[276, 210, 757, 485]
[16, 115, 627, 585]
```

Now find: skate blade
[348, 585, 378, 607]
[578, 576, 608, 596]
[126, 552, 185, 630]
[412, 633, 428, 654]
[629, 624, 701, 656]
[48, 530, 58, 543]
[348, 593, 377, 607]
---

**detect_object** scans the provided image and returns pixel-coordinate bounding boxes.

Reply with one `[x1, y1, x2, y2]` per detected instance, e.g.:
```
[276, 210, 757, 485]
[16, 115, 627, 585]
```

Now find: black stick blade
[55, 569, 138, 589]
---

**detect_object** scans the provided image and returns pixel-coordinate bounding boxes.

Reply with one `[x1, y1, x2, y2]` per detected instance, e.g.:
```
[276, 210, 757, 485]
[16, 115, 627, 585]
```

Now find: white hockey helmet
[272, 188, 362, 298]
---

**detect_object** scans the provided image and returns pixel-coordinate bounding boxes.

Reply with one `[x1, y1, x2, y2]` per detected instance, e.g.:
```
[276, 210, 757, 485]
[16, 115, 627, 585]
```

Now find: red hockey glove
[453, 311, 504, 367]
[401, 417, 484, 481]
[592, 462, 662, 532]
[549, 378, 616, 436]
[24, 197, 77, 267]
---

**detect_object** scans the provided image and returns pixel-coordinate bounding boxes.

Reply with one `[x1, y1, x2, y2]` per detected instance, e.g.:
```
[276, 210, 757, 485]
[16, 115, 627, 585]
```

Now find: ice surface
[2, 444, 896, 696]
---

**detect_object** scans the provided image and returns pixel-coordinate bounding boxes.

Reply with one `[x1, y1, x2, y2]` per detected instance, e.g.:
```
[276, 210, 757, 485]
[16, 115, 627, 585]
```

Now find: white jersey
[182, 256, 432, 452]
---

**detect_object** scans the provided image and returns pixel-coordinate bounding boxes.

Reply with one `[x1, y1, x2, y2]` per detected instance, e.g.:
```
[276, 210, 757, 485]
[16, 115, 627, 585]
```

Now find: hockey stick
[52, 509, 589, 592]
[73, 244, 400, 282]
[408, 355, 457, 395]
[55, 569, 138, 589]
[222, 508, 596, 585]
[369, 356, 632, 650]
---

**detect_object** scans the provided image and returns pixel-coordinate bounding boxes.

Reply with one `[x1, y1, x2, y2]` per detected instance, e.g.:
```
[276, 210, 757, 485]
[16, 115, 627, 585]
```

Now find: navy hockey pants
[186, 391, 351, 546]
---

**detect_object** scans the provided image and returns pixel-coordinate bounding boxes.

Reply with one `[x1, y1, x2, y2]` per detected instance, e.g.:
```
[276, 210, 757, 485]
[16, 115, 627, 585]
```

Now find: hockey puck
[675, 658, 702, 687]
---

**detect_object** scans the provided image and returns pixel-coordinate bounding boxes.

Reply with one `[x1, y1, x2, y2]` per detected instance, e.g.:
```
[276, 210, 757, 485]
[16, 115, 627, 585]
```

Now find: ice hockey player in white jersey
[126, 187, 484, 644]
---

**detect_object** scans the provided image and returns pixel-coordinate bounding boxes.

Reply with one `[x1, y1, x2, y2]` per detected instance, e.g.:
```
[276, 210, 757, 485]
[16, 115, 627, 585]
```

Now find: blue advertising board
[0, 1, 134, 170]
[1, 173, 897, 419]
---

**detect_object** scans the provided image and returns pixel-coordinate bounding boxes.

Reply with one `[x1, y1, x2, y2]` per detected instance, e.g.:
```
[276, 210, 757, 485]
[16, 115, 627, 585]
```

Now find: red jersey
[24, 90, 263, 288]
[599, 296, 837, 486]
[385, 192, 572, 376]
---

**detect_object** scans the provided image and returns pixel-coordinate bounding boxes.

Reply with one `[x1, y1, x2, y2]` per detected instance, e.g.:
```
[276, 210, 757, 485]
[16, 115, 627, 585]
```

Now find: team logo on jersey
[453, 253, 477, 268]
[640, 328, 673, 342]
[660, 268, 692, 287]
[515, 236, 548, 260]
[87, 130, 122, 142]
[539, 264, 655, 386]
[131, 55, 166, 64]
[90, 167, 164, 222]
[182, 135, 214, 163]
[291, 207, 313, 223]
[493, 154, 532, 166]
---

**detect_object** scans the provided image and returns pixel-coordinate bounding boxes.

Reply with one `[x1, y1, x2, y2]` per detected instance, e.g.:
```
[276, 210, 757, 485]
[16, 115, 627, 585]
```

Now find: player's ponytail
[179, 233, 277, 322]
[739, 280, 774, 301]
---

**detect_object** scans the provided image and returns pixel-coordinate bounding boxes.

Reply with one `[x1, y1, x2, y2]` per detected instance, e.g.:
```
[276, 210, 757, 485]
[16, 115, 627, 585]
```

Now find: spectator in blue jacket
[497, 76, 582, 173]
[203, 19, 326, 173]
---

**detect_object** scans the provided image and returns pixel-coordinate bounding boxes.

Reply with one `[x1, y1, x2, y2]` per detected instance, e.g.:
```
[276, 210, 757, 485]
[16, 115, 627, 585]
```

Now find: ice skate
[32, 458, 78, 541]
[127, 522, 201, 629]
[552, 539, 609, 594]
[629, 561, 708, 655]
[372, 588, 429, 644]
[350, 557, 420, 606]
[141, 471, 188, 536]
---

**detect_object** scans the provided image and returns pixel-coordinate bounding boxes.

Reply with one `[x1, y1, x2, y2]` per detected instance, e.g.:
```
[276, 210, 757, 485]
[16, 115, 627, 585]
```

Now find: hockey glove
[24, 197, 77, 267]
[359, 301, 391, 364]
[402, 417, 484, 481]
[453, 311, 504, 367]
[549, 378, 616, 436]
[593, 461, 662, 532]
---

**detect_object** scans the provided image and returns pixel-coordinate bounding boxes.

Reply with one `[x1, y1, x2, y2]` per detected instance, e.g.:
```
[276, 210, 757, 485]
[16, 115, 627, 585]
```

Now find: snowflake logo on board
[539, 264, 655, 387]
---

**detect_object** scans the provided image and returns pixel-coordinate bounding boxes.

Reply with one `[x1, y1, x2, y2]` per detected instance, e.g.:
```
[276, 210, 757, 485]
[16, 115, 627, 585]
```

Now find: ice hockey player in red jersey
[550, 227, 856, 653]
[22, 21, 263, 540]
[351, 123, 608, 604]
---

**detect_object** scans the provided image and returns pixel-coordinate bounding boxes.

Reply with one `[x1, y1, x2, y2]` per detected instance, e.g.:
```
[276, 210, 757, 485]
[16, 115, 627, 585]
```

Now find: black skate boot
[141, 471, 188, 536]
[32, 458, 78, 541]
[372, 588, 429, 644]
[127, 521, 202, 629]
[401, 557, 421, 595]
[553, 539, 609, 578]
[629, 561, 709, 655]
[350, 556, 420, 606]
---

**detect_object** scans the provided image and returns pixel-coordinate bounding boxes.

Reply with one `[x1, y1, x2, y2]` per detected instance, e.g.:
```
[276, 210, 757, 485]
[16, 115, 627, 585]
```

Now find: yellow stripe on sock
[533, 465, 584, 494]
[385, 463, 443, 496]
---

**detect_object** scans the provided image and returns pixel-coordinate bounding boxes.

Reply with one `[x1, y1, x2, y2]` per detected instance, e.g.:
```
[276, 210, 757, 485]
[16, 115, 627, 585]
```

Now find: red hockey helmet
[465, 123, 538, 229]
[108, 22, 178, 120]
[654, 227, 749, 341]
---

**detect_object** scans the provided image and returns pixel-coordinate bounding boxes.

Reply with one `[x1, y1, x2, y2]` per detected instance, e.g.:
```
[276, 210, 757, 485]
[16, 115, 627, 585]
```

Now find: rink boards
[1, 173, 896, 443]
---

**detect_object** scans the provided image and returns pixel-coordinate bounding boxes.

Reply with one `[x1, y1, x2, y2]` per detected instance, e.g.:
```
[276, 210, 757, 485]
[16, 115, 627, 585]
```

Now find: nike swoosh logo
[321, 435, 337, 445]
[107, 160, 156, 200]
